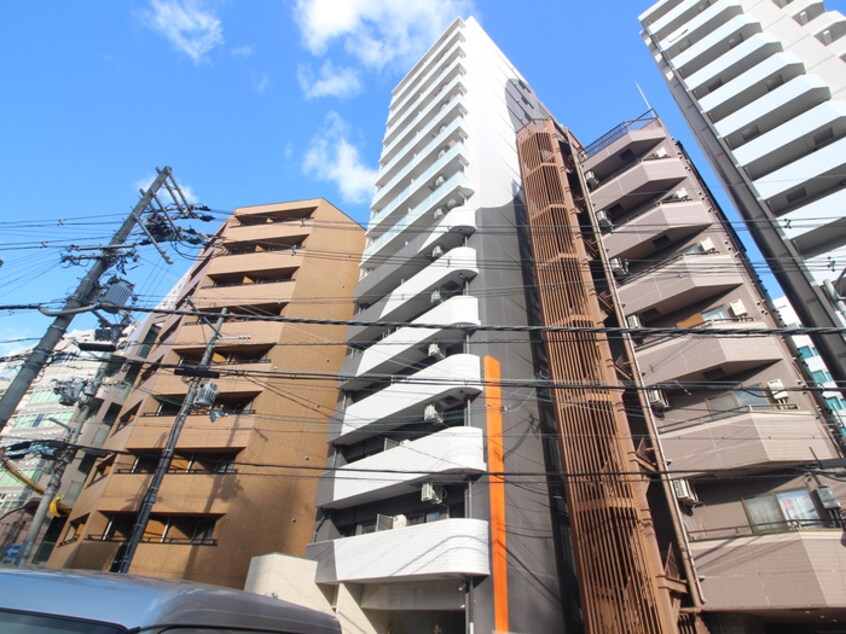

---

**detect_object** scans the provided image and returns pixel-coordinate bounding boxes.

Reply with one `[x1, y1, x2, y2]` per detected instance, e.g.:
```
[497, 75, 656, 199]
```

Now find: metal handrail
[687, 518, 842, 542]
[582, 109, 659, 158]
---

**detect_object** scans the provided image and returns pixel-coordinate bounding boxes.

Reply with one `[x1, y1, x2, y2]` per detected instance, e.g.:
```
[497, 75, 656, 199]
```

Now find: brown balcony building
[47, 199, 364, 588]
[517, 113, 845, 633]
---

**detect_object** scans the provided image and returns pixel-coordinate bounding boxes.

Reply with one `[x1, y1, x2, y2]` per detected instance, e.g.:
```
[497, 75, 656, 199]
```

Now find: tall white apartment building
[639, 0, 846, 384]
[297, 16, 575, 634]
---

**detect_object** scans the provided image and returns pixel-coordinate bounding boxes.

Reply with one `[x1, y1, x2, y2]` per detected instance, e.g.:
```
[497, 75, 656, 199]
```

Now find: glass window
[701, 306, 729, 323]
[798, 345, 815, 360]
[825, 397, 844, 411]
[706, 388, 771, 419]
[811, 370, 832, 384]
[744, 489, 822, 533]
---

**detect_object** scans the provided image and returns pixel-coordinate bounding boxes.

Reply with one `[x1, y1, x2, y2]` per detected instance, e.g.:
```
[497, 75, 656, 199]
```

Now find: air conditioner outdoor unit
[428, 342, 446, 360]
[393, 514, 408, 529]
[430, 289, 443, 304]
[421, 482, 445, 504]
[728, 299, 748, 318]
[647, 388, 669, 412]
[424, 403, 444, 424]
[595, 210, 612, 231]
[610, 258, 628, 278]
[431, 245, 444, 259]
[653, 147, 669, 159]
[433, 207, 445, 220]
[767, 379, 789, 402]
[672, 478, 698, 506]
[376, 513, 394, 531]
[433, 174, 446, 187]
[699, 238, 715, 253]
[673, 188, 688, 200]
[585, 171, 600, 189]
[438, 148, 447, 158]
[626, 314, 643, 329]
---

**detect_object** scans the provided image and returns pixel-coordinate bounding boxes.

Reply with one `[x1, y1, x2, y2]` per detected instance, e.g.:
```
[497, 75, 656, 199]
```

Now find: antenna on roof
[635, 82, 653, 113]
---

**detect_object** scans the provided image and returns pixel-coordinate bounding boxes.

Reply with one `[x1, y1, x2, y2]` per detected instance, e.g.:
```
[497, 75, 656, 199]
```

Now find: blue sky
[1, 0, 844, 354]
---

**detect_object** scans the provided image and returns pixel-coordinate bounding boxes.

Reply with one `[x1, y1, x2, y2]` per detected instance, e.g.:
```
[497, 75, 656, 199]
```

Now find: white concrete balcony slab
[637, 321, 782, 383]
[734, 101, 846, 179]
[338, 353, 482, 444]
[699, 52, 805, 122]
[386, 52, 464, 134]
[317, 427, 485, 509]
[657, 0, 743, 53]
[350, 246, 478, 343]
[660, 409, 839, 475]
[374, 117, 467, 208]
[370, 144, 468, 234]
[604, 200, 712, 260]
[781, 188, 846, 257]
[685, 33, 781, 94]
[716, 75, 830, 147]
[670, 14, 759, 75]
[754, 135, 846, 205]
[617, 253, 743, 316]
[388, 30, 463, 125]
[689, 531, 846, 611]
[643, 0, 708, 39]
[357, 206, 477, 301]
[342, 295, 479, 383]
[307, 518, 490, 584]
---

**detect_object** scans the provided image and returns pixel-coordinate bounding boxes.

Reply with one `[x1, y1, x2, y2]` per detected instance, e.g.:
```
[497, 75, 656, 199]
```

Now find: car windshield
[0, 610, 125, 634]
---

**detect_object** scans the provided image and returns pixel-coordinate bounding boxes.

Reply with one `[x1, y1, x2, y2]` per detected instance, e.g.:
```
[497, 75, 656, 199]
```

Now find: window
[744, 489, 822, 533]
[701, 306, 730, 323]
[706, 388, 771, 419]
[798, 345, 815, 360]
[825, 396, 844, 411]
[90, 455, 115, 483]
[811, 370, 833, 384]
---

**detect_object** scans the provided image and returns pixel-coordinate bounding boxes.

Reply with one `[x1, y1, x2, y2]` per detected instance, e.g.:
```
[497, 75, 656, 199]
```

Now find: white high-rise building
[639, 0, 846, 382]
[299, 16, 574, 634]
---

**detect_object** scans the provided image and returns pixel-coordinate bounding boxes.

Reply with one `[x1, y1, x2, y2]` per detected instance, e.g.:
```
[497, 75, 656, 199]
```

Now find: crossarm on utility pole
[0, 168, 174, 436]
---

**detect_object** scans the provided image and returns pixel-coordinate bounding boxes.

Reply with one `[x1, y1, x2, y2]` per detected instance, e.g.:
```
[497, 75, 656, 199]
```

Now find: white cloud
[297, 60, 362, 99]
[252, 73, 271, 94]
[144, 0, 224, 64]
[293, 0, 474, 70]
[230, 45, 254, 58]
[303, 112, 377, 204]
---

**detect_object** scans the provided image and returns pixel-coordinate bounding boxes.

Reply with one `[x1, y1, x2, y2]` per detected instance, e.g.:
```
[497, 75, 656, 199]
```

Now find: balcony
[153, 361, 268, 396]
[581, 120, 667, 177]
[669, 15, 761, 78]
[698, 52, 805, 122]
[358, 205, 477, 297]
[617, 253, 743, 316]
[341, 296, 479, 386]
[781, 187, 846, 258]
[222, 219, 311, 246]
[192, 280, 296, 311]
[715, 75, 831, 149]
[96, 471, 235, 514]
[685, 33, 782, 95]
[370, 143, 468, 233]
[174, 321, 284, 349]
[338, 353, 482, 444]
[755, 136, 846, 212]
[655, 0, 743, 52]
[206, 249, 304, 277]
[307, 518, 490, 584]
[349, 246, 478, 344]
[589, 157, 688, 214]
[126, 416, 254, 451]
[317, 427, 485, 509]
[604, 200, 712, 260]
[688, 531, 846, 611]
[636, 322, 782, 383]
[660, 408, 839, 475]
[733, 101, 846, 179]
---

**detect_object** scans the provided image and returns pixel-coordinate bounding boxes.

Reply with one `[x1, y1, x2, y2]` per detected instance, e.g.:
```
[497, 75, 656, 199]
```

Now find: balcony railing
[687, 518, 842, 542]
[582, 109, 658, 158]
[85, 534, 218, 546]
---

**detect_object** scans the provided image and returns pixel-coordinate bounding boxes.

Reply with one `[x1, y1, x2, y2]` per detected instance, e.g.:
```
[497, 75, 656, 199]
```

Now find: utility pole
[0, 169, 174, 435]
[113, 310, 226, 574]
